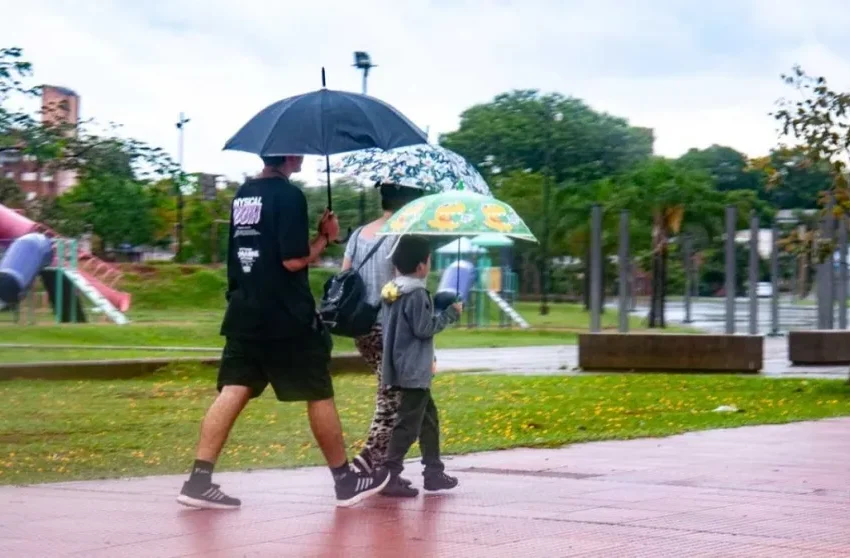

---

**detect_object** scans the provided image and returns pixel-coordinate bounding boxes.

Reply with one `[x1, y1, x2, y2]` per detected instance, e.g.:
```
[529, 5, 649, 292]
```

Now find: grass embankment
[1, 364, 847, 484]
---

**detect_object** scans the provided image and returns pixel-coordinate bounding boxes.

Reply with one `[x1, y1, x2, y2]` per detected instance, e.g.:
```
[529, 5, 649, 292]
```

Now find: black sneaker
[353, 453, 412, 487]
[335, 467, 391, 508]
[352, 452, 373, 474]
[381, 475, 419, 498]
[177, 482, 241, 509]
[423, 472, 459, 492]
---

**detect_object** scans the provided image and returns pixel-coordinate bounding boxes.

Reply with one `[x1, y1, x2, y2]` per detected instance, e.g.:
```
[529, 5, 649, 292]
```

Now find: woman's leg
[354, 325, 402, 468]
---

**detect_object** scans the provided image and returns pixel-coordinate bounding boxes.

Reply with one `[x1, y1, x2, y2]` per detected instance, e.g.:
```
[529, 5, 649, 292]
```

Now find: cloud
[4, 0, 849, 189]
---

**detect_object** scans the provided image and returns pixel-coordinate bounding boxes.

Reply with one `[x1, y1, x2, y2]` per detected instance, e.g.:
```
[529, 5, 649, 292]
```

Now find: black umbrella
[224, 69, 428, 210]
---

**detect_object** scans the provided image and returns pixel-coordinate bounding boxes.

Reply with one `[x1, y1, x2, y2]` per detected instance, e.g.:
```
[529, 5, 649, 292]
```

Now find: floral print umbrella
[330, 144, 492, 195]
[377, 191, 536, 242]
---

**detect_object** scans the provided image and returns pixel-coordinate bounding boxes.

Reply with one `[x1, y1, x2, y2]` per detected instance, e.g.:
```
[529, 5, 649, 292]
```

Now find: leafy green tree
[440, 90, 653, 186]
[605, 158, 725, 327]
[678, 145, 763, 193]
[0, 176, 24, 208]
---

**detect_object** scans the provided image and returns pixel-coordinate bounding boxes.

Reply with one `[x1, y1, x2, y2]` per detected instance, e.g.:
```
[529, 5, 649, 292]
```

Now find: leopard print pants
[354, 324, 401, 467]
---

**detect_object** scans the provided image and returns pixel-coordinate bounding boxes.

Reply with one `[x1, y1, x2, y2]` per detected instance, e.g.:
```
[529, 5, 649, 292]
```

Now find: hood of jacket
[381, 275, 427, 305]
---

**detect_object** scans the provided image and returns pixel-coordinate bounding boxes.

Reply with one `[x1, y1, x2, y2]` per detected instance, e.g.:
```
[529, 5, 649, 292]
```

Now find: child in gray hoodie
[379, 235, 462, 497]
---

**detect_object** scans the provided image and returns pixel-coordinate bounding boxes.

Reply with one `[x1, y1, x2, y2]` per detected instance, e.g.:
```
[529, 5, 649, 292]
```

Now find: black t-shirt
[220, 176, 316, 339]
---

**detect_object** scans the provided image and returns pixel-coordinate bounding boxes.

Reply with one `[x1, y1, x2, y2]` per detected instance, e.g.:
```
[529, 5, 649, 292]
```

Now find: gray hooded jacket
[380, 276, 460, 389]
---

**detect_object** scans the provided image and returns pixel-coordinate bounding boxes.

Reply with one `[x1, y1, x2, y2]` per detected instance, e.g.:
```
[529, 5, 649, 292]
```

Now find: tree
[678, 145, 763, 193]
[749, 147, 832, 209]
[440, 90, 653, 187]
[773, 66, 850, 199]
[63, 175, 156, 248]
[2, 46, 179, 257]
[606, 158, 725, 328]
[0, 176, 24, 208]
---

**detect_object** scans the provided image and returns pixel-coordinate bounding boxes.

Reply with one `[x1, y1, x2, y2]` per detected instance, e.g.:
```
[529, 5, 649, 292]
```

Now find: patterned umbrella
[330, 144, 491, 195]
[377, 191, 535, 241]
[377, 191, 534, 296]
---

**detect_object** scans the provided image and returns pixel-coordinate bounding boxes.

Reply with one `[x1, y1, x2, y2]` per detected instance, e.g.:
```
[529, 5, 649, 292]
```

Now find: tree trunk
[648, 216, 666, 328]
[648, 251, 660, 328]
[799, 252, 808, 298]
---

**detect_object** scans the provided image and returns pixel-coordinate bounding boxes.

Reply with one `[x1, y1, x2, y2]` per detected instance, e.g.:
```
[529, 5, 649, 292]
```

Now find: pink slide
[0, 203, 131, 312]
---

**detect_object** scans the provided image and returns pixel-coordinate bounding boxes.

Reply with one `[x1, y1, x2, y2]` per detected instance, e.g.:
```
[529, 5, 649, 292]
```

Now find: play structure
[0, 203, 130, 324]
[433, 233, 529, 329]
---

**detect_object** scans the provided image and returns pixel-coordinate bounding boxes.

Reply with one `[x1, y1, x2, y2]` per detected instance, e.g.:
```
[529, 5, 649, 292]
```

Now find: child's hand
[451, 302, 463, 314]
[432, 360, 437, 375]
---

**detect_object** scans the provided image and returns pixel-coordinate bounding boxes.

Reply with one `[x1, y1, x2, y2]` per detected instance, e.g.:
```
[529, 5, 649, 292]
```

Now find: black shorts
[217, 327, 334, 402]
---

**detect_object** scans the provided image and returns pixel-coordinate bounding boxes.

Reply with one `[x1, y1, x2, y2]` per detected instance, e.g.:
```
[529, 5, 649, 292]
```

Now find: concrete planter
[788, 330, 850, 365]
[578, 333, 763, 372]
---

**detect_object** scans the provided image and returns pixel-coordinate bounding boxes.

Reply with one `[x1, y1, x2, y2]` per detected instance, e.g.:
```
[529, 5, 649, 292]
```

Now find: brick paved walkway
[1, 419, 849, 557]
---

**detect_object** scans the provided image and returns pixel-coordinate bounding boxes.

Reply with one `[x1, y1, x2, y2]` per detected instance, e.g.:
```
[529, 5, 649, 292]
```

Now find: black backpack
[319, 229, 387, 338]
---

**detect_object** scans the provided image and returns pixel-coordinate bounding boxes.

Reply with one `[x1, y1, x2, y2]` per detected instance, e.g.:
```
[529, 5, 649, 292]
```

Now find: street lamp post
[353, 51, 376, 226]
[540, 110, 563, 316]
[175, 112, 190, 262]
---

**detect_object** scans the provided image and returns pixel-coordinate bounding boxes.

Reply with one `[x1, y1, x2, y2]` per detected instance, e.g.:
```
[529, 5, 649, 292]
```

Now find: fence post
[725, 206, 736, 334]
[817, 199, 835, 329]
[749, 212, 759, 335]
[590, 204, 602, 333]
[618, 210, 629, 332]
[770, 221, 780, 336]
[838, 213, 847, 329]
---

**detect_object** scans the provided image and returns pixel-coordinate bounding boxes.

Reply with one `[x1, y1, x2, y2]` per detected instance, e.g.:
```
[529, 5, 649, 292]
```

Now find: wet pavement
[2, 418, 848, 557]
[437, 336, 849, 379]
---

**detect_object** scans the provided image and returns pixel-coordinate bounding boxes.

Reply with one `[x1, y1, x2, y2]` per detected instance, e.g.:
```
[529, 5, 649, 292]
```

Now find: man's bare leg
[195, 386, 252, 462]
[307, 397, 347, 468]
[308, 396, 391, 507]
[177, 386, 251, 509]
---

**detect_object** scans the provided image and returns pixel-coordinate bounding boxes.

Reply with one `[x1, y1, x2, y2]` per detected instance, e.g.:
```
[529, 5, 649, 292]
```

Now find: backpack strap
[349, 227, 363, 261]
[355, 235, 387, 272]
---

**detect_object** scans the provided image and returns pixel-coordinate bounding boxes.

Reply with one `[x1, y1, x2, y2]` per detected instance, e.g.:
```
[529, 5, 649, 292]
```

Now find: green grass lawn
[0, 261, 692, 363]
[0, 328, 580, 363]
[0, 300, 663, 364]
[1, 364, 848, 485]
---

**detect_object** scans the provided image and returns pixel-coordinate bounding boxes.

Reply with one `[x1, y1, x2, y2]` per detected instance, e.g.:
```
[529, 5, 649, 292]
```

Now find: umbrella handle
[337, 226, 354, 245]
[325, 154, 333, 212]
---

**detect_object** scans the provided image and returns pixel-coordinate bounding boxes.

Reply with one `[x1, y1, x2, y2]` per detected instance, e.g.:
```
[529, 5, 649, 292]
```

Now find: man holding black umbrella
[177, 155, 390, 509]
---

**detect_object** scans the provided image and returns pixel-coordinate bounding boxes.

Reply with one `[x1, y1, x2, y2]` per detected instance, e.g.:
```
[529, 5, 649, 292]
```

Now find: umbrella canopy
[330, 144, 491, 195]
[377, 191, 536, 242]
[224, 89, 427, 157]
[435, 237, 486, 255]
[471, 233, 514, 248]
[223, 70, 428, 209]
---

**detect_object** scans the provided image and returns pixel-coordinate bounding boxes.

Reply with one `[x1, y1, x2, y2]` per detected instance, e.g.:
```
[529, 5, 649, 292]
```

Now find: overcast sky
[5, 0, 850, 186]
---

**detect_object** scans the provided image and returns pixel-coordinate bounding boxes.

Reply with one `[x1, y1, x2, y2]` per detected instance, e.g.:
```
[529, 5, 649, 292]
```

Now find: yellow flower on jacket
[381, 281, 401, 303]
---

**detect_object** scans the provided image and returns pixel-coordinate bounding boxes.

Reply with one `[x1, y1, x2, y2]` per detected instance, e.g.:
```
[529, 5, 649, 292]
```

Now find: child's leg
[418, 391, 445, 476]
[420, 393, 459, 491]
[384, 388, 429, 477]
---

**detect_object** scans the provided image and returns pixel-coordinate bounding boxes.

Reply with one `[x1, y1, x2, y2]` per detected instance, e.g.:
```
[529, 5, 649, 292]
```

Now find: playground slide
[486, 290, 530, 329]
[0, 203, 132, 320]
[0, 233, 53, 306]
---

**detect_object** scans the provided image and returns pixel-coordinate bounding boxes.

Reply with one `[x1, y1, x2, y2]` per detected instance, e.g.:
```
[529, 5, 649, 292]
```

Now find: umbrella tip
[321, 67, 326, 88]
